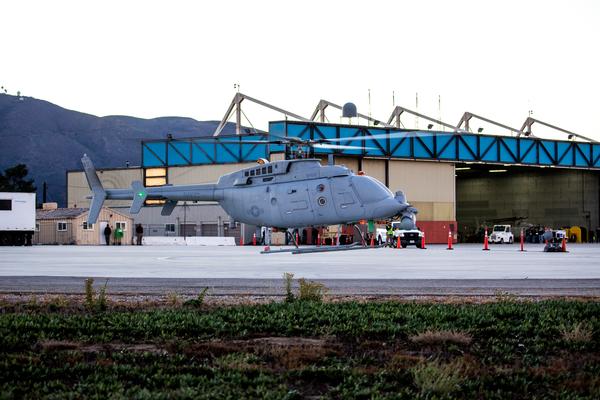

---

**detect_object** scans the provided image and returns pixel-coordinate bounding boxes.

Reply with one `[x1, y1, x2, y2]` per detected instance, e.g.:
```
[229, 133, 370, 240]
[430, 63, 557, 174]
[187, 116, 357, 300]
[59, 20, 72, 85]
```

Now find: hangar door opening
[455, 165, 600, 243]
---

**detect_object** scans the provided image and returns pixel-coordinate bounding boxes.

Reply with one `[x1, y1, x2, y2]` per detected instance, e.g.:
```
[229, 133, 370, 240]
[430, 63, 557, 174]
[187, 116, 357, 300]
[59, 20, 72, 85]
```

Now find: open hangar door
[455, 164, 600, 243]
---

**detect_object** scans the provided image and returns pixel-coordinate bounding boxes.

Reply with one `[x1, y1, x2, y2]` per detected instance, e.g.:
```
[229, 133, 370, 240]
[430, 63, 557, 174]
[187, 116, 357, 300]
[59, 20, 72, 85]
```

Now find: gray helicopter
[82, 136, 418, 251]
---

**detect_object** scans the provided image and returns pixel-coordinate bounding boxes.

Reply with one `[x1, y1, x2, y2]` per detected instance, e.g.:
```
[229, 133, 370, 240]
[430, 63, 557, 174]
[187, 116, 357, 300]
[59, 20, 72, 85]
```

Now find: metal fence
[138, 221, 241, 239]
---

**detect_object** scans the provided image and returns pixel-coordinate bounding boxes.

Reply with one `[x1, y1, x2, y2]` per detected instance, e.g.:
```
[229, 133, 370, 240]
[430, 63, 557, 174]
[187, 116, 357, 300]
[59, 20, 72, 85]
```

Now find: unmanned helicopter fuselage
[82, 155, 417, 230]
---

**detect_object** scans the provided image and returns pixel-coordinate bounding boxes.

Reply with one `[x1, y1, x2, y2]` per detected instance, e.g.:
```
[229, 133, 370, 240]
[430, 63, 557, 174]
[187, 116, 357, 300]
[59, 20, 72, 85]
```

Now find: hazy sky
[2, 0, 599, 140]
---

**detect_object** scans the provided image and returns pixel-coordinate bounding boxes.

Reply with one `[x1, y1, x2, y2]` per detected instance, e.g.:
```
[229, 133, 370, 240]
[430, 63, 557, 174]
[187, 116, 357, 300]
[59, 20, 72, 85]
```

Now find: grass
[0, 300, 599, 399]
[560, 322, 593, 343]
[283, 272, 295, 303]
[183, 287, 209, 308]
[166, 292, 182, 307]
[84, 278, 108, 311]
[411, 359, 465, 395]
[409, 329, 473, 346]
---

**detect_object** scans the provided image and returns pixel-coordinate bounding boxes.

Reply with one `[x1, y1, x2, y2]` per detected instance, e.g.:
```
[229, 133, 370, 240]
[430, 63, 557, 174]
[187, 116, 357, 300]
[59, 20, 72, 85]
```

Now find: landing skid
[261, 242, 384, 255]
[259, 224, 381, 255]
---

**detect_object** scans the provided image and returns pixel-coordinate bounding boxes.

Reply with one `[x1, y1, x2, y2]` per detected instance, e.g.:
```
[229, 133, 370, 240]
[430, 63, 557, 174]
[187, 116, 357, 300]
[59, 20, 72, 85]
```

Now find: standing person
[103, 224, 112, 246]
[386, 224, 394, 247]
[135, 223, 144, 245]
[114, 225, 123, 245]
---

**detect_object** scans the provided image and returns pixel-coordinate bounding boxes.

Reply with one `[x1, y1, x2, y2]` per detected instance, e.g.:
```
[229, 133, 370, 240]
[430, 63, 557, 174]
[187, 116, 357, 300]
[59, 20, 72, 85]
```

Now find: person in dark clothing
[135, 224, 144, 245]
[103, 225, 112, 245]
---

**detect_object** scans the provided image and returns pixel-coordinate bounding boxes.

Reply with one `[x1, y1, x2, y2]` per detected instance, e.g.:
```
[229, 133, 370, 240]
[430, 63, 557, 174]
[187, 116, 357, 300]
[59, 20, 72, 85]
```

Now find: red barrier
[483, 229, 489, 251]
[447, 230, 453, 250]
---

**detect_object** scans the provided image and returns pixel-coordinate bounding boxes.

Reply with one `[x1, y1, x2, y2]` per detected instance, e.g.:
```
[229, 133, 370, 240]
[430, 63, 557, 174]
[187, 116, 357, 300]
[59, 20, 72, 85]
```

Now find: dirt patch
[36, 340, 167, 355]
[186, 337, 341, 369]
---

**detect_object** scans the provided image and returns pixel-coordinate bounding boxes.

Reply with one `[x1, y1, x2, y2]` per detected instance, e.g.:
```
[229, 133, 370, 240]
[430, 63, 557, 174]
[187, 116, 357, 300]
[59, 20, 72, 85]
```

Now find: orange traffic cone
[447, 230, 453, 250]
[421, 232, 427, 249]
[370, 234, 375, 247]
[483, 229, 490, 251]
[252, 233, 257, 246]
[561, 237, 567, 252]
[396, 236, 401, 249]
[239, 236, 244, 246]
[519, 229, 525, 252]
[317, 232, 321, 247]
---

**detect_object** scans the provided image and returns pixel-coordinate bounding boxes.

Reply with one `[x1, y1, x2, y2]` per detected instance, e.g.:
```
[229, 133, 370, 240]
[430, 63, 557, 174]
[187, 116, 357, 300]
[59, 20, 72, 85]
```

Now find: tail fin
[130, 181, 147, 214]
[81, 154, 106, 224]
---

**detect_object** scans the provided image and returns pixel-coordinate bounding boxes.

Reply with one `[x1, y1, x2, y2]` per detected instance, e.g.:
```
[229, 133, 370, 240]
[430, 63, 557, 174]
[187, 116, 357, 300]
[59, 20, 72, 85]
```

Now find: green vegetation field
[1, 299, 599, 399]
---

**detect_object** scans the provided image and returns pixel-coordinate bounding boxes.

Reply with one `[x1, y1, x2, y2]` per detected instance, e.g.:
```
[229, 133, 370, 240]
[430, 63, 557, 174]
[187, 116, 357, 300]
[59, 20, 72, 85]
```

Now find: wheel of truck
[416, 242, 422, 249]
[401, 242, 408, 248]
[500, 238, 504, 244]
[509, 237, 513, 244]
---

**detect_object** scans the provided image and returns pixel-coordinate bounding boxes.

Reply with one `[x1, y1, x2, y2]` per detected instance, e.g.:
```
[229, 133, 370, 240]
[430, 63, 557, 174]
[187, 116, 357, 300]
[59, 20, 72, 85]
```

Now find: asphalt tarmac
[1, 243, 599, 296]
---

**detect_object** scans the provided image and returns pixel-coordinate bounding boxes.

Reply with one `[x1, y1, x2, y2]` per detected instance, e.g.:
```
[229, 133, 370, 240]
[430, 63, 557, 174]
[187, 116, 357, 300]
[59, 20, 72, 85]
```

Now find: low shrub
[560, 322, 592, 343]
[298, 279, 326, 302]
[184, 287, 209, 308]
[411, 359, 465, 395]
[409, 329, 473, 346]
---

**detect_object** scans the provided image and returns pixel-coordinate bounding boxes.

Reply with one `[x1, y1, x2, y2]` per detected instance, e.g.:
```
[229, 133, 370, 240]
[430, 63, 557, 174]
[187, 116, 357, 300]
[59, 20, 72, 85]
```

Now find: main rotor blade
[320, 131, 420, 143]
[170, 138, 275, 144]
[312, 143, 377, 151]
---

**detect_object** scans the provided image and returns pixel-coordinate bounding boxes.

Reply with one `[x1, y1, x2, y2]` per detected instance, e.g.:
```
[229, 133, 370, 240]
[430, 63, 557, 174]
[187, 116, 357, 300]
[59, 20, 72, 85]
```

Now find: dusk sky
[2, 0, 599, 140]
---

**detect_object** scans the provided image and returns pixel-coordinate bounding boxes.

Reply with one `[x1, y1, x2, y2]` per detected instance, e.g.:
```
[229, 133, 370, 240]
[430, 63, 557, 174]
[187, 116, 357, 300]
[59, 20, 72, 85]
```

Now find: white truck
[489, 224, 514, 244]
[0, 192, 36, 246]
[376, 221, 424, 248]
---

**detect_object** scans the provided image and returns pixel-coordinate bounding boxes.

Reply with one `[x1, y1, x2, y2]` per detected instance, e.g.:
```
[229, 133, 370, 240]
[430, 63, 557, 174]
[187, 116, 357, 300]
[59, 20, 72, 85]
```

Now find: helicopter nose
[372, 197, 405, 220]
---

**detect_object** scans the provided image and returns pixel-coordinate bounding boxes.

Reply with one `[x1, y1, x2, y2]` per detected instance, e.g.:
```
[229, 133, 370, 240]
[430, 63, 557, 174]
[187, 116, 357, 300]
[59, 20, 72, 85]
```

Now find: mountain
[0, 94, 240, 206]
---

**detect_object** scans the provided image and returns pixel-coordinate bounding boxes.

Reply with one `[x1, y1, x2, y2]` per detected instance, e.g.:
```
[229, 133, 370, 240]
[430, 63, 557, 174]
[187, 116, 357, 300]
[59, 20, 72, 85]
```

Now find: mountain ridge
[0, 94, 238, 206]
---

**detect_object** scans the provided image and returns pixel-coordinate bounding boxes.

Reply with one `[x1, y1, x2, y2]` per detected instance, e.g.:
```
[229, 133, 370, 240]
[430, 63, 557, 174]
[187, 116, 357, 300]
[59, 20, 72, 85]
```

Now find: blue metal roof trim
[140, 121, 599, 170]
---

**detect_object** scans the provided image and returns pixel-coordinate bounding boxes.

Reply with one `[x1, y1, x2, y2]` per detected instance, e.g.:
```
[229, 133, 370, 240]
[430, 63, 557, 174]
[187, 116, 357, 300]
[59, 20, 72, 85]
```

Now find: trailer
[0, 192, 36, 246]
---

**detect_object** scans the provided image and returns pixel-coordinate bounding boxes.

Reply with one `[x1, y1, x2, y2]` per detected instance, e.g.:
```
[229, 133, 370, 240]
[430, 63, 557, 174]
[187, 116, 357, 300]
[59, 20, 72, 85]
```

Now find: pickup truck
[376, 222, 424, 248]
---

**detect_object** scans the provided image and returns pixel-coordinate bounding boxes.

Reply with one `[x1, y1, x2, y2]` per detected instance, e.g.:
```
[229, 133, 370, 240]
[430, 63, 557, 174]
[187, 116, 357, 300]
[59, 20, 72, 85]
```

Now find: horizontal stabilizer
[161, 200, 178, 216]
[130, 181, 147, 214]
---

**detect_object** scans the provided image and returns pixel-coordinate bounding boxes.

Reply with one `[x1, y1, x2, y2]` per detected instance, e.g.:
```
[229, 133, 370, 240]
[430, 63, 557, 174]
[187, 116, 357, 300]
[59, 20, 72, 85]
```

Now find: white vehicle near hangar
[0, 192, 36, 246]
[376, 221, 424, 248]
[489, 225, 514, 244]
